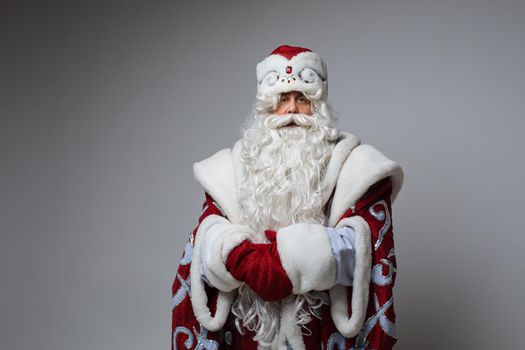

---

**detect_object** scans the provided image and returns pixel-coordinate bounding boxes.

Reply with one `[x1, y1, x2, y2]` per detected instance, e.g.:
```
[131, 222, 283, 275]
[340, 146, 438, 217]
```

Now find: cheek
[273, 106, 285, 115]
[299, 104, 313, 115]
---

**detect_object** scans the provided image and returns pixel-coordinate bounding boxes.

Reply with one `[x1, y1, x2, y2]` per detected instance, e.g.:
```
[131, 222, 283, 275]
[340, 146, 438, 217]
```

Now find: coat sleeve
[331, 176, 399, 349]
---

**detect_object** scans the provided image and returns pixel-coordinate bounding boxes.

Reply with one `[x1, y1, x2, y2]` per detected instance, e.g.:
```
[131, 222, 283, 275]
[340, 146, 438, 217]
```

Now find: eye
[298, 95, 308, 103]
[280, 95, 288, 102]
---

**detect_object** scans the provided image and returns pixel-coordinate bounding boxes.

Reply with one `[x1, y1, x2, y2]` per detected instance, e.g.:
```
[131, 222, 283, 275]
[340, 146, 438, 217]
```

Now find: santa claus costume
[171, 45, 404, 350]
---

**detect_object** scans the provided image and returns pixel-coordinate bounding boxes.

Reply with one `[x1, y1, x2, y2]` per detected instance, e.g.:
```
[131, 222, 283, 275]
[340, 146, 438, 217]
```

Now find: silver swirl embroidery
[327, 332, 346, 350]
[354, 294, 397, 348]
[350, 343, 368, 350]
[223, 331, 233, 345]
[194, 324, 219, 350]
[368, 199, 391, 251]
[173, 326, 194, 350]
[387, 248, 395, 258]
[171, 273, 191, 310]
[371, 258, 397, 286]
[179, 240, 193, 266]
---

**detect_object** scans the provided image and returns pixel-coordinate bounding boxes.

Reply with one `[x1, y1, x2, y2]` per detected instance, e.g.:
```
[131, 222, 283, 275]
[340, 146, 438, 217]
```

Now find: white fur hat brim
[256, 48, 328, 101]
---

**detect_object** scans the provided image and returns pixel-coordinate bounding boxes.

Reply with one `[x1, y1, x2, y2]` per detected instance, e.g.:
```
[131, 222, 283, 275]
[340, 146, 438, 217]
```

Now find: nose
[285, 100, 299, 114]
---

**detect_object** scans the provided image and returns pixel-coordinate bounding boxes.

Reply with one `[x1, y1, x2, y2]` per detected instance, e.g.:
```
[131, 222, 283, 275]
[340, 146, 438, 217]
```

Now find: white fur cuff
[276, 222, 337, 294]
[195, 214, 256, 292]
[189, 214, 256, 331]
[329, 215, 372, 338]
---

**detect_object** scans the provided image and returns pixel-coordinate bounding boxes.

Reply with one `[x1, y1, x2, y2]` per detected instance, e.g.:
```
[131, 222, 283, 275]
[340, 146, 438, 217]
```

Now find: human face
[273, 91, 313, 116]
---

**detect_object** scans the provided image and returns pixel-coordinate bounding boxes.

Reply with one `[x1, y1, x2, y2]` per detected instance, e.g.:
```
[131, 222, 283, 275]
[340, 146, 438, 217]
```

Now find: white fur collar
[192, 131, 404, 226]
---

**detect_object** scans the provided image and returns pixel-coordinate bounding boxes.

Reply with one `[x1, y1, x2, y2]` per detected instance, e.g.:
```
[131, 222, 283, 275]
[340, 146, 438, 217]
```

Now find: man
[171, 45, 404, 350]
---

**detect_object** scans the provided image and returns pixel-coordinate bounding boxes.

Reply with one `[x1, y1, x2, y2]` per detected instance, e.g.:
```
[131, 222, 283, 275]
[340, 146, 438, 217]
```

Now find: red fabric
[270, 45, 312, 60]
[171, 193, 224, 350]
[171, 177, 398, 349]
[225, 230, 293, 301]
[338, 177, 398, 349]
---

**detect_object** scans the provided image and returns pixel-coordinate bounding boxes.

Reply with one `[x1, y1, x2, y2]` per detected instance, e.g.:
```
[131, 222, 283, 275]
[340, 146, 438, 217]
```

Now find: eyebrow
[279, 91, 307, 100]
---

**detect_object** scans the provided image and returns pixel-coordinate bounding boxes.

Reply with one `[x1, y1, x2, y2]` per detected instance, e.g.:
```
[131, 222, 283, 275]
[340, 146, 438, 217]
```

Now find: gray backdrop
[1, 0, 524, 349]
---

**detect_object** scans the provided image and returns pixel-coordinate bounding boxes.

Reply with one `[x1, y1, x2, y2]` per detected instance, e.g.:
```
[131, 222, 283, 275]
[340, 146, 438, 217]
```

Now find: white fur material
[329, 215, 372, 338]
[193, 132, 404, 227]
[256, 51, 327, 82]
[193, 149, 243, 224]
[276, 223, 337, 294]
[191, 131, 404, 336]
[327, 144, 404, 227]
[190, 214, 255, 331]
[197, 214, 256, 291]
[319, 131, 361, 206]
[217, 131, 361, 226]
[256, 51, 328, 100]
[190, 215, 236, 331]
[275, 295, 306, 350]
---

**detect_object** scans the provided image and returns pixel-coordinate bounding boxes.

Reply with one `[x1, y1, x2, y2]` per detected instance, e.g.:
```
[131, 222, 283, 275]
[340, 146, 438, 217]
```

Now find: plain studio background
[1, 0, 524, 349]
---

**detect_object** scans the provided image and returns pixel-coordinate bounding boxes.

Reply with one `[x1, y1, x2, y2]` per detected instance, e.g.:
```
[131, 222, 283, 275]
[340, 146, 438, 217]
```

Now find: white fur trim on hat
[256, 51, 328, 101]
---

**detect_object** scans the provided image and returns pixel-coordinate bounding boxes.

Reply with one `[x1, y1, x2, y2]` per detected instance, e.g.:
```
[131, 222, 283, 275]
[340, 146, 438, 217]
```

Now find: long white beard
[239, 112, 338, 232]
[231, 106, 340, 346]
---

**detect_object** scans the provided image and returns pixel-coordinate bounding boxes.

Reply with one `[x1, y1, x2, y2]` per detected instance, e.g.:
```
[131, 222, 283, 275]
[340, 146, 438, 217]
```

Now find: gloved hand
[225, 223, 358, 300]
[225, 229, 293, 301]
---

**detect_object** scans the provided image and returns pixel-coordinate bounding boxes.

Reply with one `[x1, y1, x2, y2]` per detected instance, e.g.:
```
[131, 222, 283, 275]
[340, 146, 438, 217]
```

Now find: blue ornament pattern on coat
[368, 199, 390, 251]
[179, 240, 193, 266]
[193, 324, 219, 350]
[371, 258, 396, 286]
[354, 293, 397, 348]
[171, 273, 191, 310]
[173, 326, 194, 350]
[327, 332, 346, 350]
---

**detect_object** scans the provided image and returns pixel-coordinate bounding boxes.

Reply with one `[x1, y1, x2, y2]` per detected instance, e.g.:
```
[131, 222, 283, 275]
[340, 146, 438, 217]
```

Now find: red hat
[256, 45, 328, 101]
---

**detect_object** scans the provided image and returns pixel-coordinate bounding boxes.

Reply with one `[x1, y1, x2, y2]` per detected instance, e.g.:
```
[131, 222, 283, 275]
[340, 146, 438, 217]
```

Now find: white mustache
[264, 114, 316, 129]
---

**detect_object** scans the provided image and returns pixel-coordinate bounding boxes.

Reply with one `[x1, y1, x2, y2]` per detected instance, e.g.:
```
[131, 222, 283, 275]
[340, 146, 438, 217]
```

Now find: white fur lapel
[319, 131, 361, 205]
[327, 144, 404, 226]
[193, 148, 243, 224]
[192, 131, 403, 226]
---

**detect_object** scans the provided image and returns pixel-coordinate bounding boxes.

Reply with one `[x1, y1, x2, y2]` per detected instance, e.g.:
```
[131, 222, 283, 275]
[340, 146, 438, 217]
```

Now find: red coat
[171, 132, 404, 350]
[171, 176, 399, 350]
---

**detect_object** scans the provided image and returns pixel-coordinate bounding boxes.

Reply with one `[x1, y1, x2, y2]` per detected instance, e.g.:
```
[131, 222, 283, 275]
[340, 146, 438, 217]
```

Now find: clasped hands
[199, 216, 356, 302]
